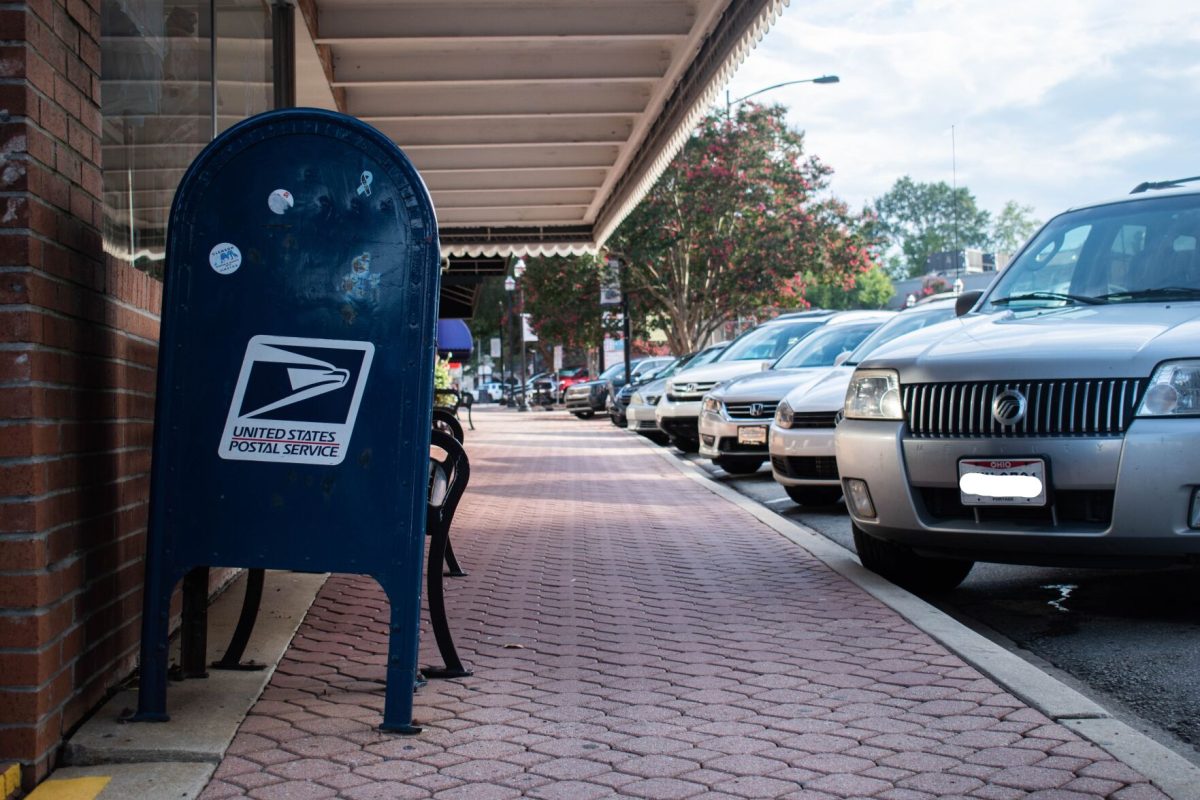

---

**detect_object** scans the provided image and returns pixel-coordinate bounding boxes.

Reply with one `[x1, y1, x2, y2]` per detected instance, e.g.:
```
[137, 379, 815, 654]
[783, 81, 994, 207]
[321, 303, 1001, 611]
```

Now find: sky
[722, 0, 1200, 225]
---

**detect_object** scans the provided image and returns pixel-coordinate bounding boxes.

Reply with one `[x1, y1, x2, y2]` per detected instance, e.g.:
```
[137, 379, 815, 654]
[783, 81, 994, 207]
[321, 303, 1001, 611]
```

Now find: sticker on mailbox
[219, 335, 375, 465]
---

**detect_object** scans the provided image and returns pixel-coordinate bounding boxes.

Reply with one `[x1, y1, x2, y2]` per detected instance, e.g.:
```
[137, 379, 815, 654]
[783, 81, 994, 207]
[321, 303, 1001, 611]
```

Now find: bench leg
[422, 520, 472, 679]
[444, 537, 467, 577]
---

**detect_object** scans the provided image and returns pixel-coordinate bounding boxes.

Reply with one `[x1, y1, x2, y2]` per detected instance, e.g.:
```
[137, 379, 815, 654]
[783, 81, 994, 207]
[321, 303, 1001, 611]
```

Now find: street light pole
[725, 74, 839, 117]
[514, 258, 529, 412]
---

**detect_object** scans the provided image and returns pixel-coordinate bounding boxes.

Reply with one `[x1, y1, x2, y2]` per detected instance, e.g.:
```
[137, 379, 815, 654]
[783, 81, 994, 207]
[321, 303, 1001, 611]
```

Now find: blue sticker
[357, 171, 373, 197]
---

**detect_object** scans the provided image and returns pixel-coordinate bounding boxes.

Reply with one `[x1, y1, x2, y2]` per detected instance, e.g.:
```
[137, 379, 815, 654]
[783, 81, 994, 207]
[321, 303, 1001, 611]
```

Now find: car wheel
[851, 523, 973, 592]
[784, 485, 842, 506]
[640, 431, 669, 445]
[573, 410, 594, 419]
[671, 436, 699, 454]
[714, 456, 763, 475]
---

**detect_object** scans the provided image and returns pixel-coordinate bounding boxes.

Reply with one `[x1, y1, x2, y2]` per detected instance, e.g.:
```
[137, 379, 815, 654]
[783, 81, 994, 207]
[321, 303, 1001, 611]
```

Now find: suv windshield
[986, 194, 1200, 309]
[771, 321, 887, 370]
[599, 361, 632, 381]
[719, 320, 826, 362]
[844, 305, 957, 366]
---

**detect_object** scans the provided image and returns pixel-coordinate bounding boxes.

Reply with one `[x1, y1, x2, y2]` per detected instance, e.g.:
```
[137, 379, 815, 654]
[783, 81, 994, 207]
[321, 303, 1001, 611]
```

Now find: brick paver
[200, 411, 1169, 799]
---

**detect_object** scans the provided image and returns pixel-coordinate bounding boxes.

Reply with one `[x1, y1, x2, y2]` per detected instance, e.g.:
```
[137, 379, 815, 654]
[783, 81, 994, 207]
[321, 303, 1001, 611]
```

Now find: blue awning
[436, 318, 473, 359]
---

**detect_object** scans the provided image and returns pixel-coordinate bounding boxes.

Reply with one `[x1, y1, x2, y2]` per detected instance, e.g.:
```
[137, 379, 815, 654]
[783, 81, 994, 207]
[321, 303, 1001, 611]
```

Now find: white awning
[296, 0, 788, 257]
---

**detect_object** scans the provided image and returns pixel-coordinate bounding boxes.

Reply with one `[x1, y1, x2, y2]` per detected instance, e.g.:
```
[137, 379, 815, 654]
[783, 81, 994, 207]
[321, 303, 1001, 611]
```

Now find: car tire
[784, 485, 842, 506]
[671, 437, 700, 454]
[639, 431, 669, 445]
[851, 523, 973, 592]
[714, 456, 763, 475]
[573, 410, 594, 419]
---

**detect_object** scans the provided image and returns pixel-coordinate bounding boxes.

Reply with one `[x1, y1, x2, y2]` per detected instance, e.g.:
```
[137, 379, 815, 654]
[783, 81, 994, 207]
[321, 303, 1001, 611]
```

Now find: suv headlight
[631, 392, 644, 405]
[775, 399, 795, 429]
[702, 396, 722, 415]
[1138, 360, 1200, 416]
[844, 369, 903, 420]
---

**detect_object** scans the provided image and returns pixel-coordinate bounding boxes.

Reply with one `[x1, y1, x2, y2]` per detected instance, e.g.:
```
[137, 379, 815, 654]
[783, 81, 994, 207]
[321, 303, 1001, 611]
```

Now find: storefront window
[101, 0, 272, 276]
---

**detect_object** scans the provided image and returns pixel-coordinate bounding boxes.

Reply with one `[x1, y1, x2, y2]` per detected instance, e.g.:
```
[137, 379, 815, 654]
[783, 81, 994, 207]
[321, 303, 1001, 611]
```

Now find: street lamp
[506, 259, 530, 412]
[725, 74, 839, 117]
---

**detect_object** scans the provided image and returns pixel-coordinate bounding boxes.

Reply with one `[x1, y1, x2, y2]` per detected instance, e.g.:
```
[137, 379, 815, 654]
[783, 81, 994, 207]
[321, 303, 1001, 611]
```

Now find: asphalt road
[651, 441, 1200, 765]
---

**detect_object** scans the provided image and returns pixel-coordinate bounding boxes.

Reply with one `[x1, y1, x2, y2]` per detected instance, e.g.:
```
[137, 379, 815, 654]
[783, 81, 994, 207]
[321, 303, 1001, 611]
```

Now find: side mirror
[955, 289, 984, 317]
[834, 351, 851, 366]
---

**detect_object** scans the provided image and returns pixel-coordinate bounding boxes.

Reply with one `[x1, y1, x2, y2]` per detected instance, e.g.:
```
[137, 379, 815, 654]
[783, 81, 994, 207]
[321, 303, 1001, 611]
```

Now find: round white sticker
[209, 243, 242, 275]
[268, 188, 294, 215]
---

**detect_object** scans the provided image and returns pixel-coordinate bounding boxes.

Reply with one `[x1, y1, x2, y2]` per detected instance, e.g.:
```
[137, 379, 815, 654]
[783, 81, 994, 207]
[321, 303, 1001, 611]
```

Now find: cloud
[726, 0, 1200, 219]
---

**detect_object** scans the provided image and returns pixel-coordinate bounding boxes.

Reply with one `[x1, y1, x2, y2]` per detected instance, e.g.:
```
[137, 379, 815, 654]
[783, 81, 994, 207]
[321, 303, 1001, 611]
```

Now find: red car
[556, 367, 590, 401]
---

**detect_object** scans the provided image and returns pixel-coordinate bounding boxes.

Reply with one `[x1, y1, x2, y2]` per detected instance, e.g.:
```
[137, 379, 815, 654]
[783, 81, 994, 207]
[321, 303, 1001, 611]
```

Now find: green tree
[990, 200, 1041, 254]
[612, 103, 878, 354]
[872, 176, 991, 278]
[803, 265, 894, 310]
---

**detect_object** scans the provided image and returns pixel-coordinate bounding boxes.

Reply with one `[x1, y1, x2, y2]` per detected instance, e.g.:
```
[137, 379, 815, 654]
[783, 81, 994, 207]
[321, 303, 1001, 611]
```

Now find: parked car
[698, 311, 894, 474]
[836, 183, 1200, 592]
[564, 359, 650, 417]
[475, 381, 504, 403]
[628, 344, 728, 443]
[556, 367, 591, 401]
[656, 310, 836, 452]
[770, 297, 959, 505]
[606, 357, 675, 426]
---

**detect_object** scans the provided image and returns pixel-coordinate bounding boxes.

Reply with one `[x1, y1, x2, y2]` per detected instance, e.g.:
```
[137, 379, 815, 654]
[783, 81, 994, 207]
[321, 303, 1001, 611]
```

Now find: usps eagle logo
[218, 336, 375, 465]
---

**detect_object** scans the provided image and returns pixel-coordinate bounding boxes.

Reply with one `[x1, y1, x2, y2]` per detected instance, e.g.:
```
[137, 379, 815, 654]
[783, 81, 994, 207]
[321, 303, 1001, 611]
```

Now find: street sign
[600, 256, 622, 305]
[553, 345, 563, 371]
[522, 313, 537, 342]
[134, 108, 439, 734]
[490, 337, 501, 358]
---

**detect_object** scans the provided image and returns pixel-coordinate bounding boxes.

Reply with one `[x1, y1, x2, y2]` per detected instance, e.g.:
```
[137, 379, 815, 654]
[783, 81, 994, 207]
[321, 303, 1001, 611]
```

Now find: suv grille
[789, 411, 838, 428]
[771, 456, 839, 480]
[903, 379, 1146, 437]
[919, 487, 1113, 527]
[668, 381, 717, 401]
[724, 401, 779, 420]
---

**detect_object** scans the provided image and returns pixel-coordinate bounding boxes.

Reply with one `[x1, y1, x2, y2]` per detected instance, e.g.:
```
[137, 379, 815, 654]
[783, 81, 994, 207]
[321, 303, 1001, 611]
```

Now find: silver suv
[835, 186, 1200, 591]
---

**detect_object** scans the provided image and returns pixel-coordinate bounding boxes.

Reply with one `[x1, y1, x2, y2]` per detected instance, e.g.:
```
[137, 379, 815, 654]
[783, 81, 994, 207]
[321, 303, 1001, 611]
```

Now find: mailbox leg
[131, 566, 180, 722]
[379, 581, 422, 735]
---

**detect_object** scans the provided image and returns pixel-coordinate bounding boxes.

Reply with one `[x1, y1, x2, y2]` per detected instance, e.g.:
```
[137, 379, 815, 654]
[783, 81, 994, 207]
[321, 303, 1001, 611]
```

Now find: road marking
[26, 777, 110, 800]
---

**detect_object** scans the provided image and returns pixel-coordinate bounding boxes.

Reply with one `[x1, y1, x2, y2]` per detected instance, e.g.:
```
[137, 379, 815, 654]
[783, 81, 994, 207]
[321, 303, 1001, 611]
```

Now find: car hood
[860, 303, 1200, 381]
[667, 359, 772, 388]
[710, 366, 834, 401]
[783, 366, 853, 412]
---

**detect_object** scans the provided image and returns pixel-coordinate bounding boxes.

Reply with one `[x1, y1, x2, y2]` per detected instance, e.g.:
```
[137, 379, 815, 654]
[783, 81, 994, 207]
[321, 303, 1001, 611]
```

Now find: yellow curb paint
[2, 763, 21, 799]
[25, 777, 111, 800]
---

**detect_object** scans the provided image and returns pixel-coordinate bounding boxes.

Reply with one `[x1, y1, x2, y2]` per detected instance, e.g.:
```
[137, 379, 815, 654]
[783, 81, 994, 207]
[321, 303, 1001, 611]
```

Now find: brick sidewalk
[199, 410, 1167, 800]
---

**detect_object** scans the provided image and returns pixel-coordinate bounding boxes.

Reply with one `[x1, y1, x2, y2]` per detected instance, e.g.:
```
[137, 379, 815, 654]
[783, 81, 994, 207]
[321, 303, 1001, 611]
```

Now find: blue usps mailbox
[135, 108, 439, 732]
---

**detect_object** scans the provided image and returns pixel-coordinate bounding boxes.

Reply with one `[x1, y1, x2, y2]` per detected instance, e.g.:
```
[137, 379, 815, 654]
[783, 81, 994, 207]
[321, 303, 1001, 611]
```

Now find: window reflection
[101, 0, 272, 277]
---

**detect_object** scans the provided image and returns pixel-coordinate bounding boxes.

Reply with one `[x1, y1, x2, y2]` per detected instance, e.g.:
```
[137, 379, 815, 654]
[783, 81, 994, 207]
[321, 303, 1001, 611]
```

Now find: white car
[698, 311, 894, 473]
[656, 310, 837, 452]
[628, 344, 728, 442]
[769, 298, 959, 504]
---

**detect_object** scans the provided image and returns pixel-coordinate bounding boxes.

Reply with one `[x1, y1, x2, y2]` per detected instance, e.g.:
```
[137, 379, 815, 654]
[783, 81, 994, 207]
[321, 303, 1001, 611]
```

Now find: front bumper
[655, 396, 701, 442]
[627, 403, 660, 432]
[564, 390, 603, 412]
[834, 418, 1200, 566]
[698, 410, 772, 458]
[769, 424, 838, 487]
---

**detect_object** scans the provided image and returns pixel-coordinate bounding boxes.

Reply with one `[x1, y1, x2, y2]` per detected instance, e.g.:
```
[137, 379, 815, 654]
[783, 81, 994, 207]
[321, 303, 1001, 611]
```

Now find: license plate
[958, 458, 1047, 506]
[738, 426, 768, 445]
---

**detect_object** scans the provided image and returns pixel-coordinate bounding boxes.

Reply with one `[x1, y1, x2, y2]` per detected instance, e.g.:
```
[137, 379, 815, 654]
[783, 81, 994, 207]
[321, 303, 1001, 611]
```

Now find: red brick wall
[0, 0, 164, 784]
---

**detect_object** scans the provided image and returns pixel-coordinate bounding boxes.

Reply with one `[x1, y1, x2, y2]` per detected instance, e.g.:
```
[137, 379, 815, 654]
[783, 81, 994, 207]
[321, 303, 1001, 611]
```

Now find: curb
[628, 429, 1200, 800]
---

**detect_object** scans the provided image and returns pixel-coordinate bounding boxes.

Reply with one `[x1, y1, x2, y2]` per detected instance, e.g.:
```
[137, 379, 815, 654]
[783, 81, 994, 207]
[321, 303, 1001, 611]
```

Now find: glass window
[101, 0, 272, 277]
[845, 305, 957, 365]
[986, 195, 1200, 307]
[772, 321, 886, 369]
[718, 320, 825, 362]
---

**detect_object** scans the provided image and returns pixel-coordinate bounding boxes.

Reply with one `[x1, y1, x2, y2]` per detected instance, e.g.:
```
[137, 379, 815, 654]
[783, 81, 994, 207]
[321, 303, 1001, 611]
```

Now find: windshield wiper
[990, 291, 1105, 307]
[1094, 286, 1200, 302]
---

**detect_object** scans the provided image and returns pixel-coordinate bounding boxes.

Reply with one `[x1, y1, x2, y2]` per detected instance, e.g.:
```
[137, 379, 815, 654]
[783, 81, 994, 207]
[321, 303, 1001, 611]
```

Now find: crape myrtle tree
[518, 254, 653, 367]
[611, 103, 878, 355]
